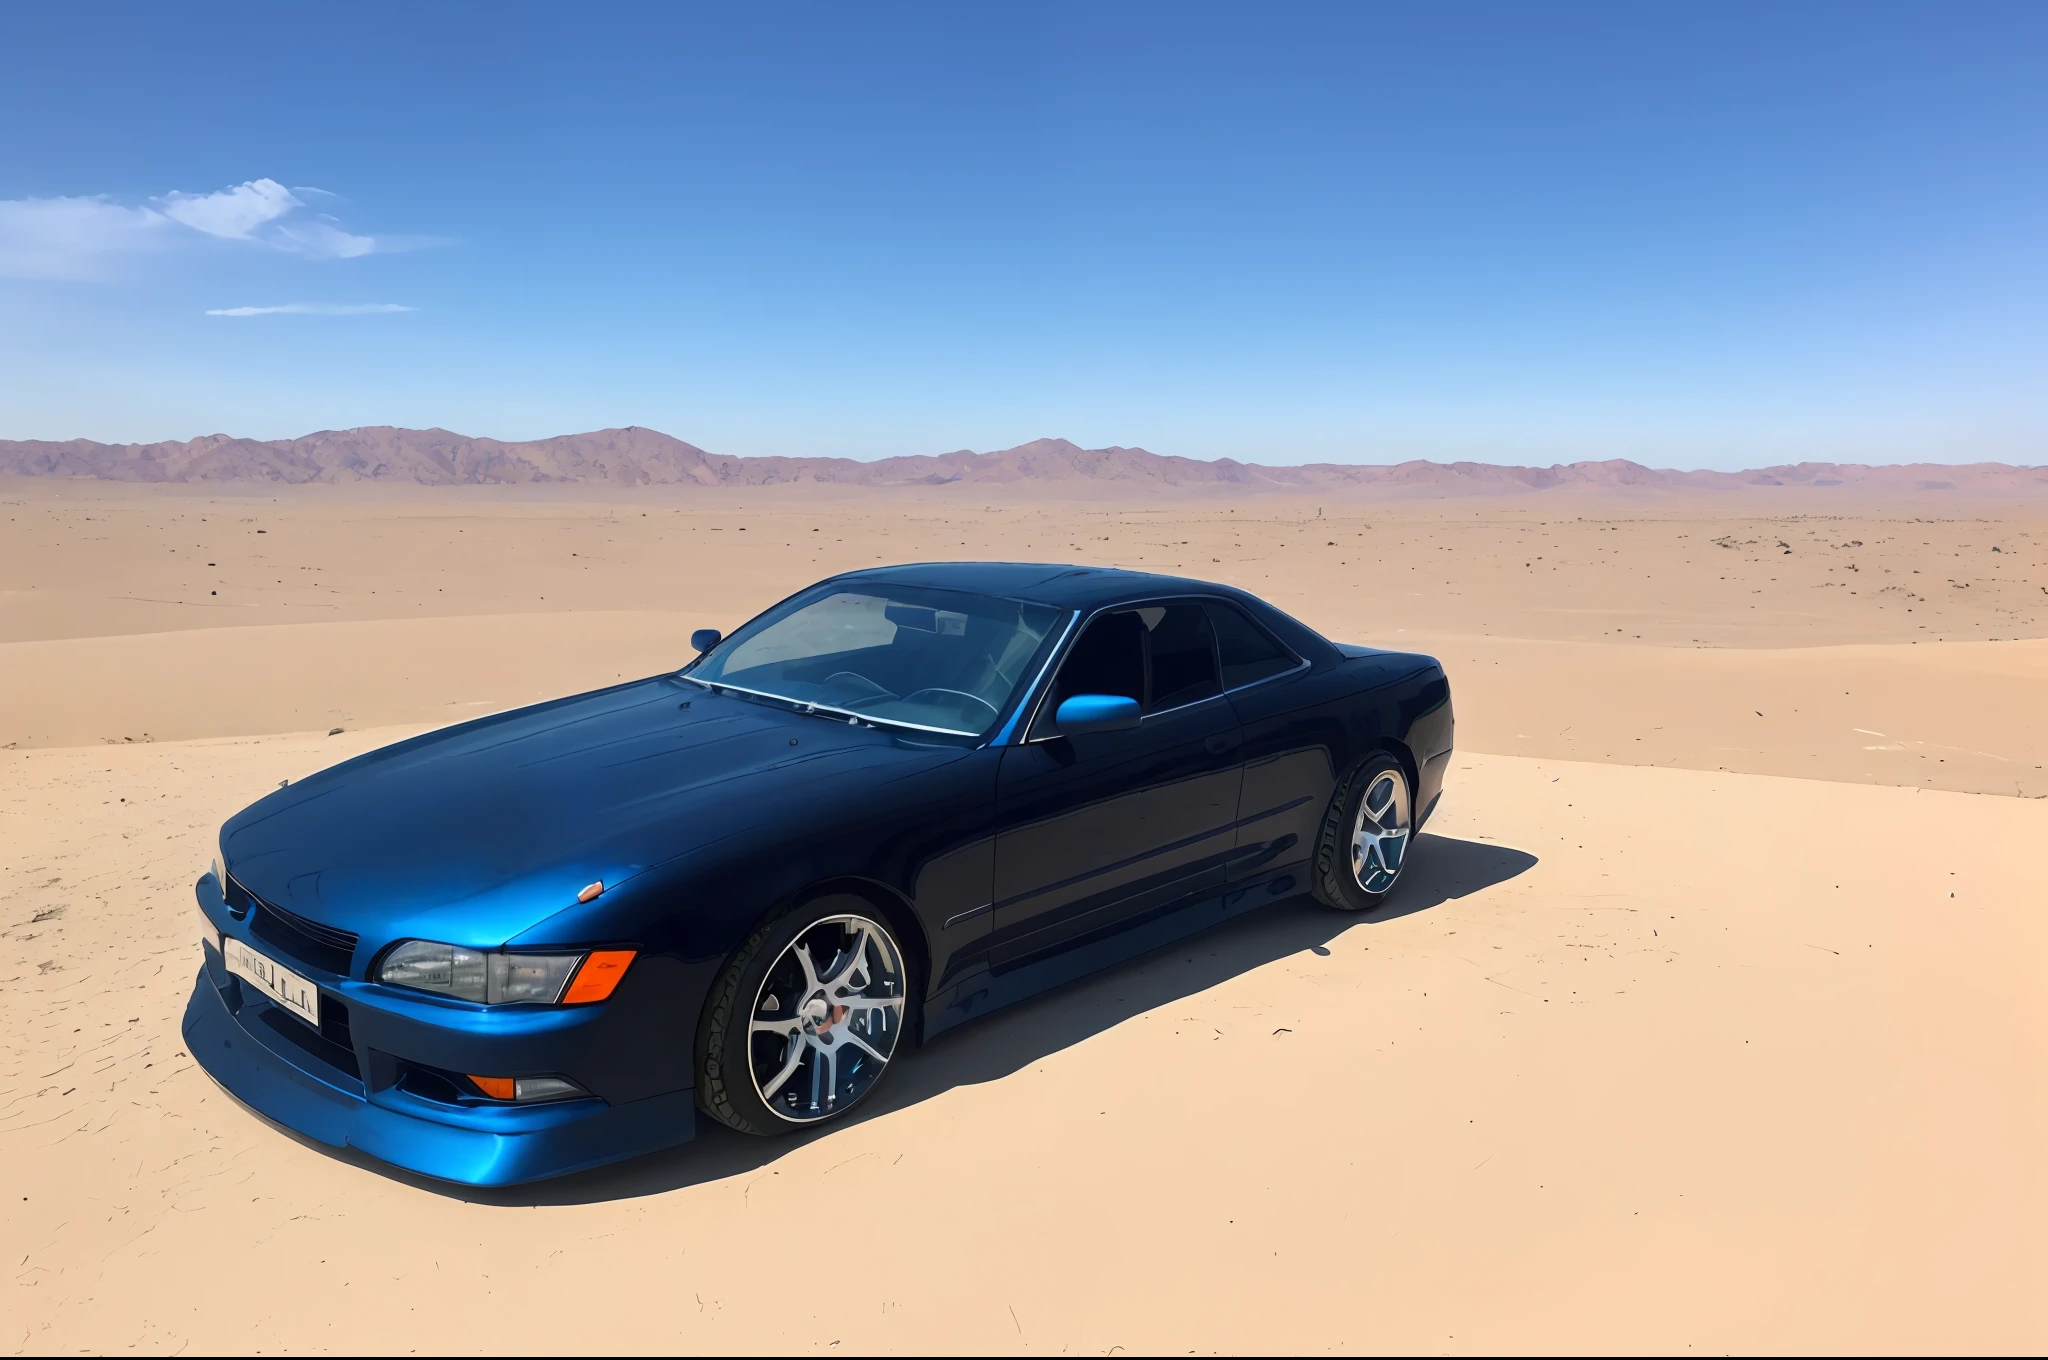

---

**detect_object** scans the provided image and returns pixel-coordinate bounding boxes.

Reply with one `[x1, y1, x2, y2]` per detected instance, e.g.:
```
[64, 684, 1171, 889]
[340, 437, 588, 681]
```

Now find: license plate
[225, 937, 321, 1029]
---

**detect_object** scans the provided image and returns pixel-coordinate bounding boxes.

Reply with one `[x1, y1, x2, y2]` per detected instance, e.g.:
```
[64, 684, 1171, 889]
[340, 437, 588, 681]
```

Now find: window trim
[1010, 593, 1304, 745]
[986, 608, 1082, 745]
[1204, 597, 1310, 695]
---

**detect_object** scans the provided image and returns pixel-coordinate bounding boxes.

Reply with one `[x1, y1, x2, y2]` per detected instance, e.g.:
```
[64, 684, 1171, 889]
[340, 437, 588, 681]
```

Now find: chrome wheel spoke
[1365, 775, 1395, 820]
[1381, 829, 1408, 873]
[823, 925, 873, 989]
[793, 942, 824, 994]
[747, 913, 906, 1124]
[811, 1041, 838, 1111]
[758, 1039, 806, 1100]
[1348, 768, 1412, 896]
[836, 1028, 889, 1064]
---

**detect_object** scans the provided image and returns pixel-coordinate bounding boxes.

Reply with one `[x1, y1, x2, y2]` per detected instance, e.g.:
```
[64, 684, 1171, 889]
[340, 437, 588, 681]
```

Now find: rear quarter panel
[1230, 648, 1454, 874]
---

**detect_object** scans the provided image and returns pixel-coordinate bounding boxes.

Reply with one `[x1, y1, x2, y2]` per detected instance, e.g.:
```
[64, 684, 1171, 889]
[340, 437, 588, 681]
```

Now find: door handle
[1205, 732, 1242, 755]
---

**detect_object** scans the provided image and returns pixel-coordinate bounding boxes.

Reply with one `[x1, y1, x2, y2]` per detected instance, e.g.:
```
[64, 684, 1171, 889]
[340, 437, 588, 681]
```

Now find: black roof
[838, 561, 1222, 609]
[836, 561, 1339, 659]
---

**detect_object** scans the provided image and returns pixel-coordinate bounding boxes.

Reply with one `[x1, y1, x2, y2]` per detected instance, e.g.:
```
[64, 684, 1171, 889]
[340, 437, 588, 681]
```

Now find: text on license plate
[224, 937, 321, 1029]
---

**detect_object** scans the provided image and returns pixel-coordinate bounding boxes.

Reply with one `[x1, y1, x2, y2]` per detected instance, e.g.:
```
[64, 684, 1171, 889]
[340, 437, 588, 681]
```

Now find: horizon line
[1, 424, 2043, 478]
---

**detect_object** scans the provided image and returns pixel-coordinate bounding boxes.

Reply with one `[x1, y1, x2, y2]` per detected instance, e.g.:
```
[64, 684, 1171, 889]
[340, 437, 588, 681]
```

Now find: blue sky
[2, 2, 2043, 468]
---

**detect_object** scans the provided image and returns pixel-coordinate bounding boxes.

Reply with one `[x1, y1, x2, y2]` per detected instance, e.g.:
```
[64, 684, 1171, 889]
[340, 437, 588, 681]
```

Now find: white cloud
[157, 178, 380, 259]
[205, 303, 418, 317]
[271, 219, 378, 259]
[0, 177, 415, 277]
[0, 196, 172, 279]
[158, 178, 300, 240]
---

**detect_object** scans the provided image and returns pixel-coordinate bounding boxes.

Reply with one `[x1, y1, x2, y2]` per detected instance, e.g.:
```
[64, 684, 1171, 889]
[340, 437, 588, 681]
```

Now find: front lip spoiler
[181, 971, 694, 1187]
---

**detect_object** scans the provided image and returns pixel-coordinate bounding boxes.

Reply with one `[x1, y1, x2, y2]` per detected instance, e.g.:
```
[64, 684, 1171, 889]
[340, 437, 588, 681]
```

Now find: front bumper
[182, 883, 696, 1187]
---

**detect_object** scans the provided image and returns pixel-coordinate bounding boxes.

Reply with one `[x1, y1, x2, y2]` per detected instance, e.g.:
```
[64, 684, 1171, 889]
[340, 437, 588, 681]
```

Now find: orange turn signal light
[562, 949, 637, 1004]
[469, 1075, 516, 1100]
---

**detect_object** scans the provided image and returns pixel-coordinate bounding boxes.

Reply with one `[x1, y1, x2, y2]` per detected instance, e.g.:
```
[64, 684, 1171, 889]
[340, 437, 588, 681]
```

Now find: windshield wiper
[682, 676, 918, 733]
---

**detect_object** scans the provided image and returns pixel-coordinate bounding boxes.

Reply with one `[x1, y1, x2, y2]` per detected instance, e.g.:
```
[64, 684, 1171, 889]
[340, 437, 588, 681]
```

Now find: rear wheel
[697, 896, 911, 1135]
[1311, 754, 1414, 911]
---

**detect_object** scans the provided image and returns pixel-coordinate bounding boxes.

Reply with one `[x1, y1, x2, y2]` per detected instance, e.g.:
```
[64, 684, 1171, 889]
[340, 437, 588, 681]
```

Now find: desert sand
[3, 477, 2045, 1353]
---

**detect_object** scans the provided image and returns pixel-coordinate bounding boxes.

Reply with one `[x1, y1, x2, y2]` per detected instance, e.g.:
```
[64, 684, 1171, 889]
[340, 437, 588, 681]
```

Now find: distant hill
[1, 426, 2042, 495]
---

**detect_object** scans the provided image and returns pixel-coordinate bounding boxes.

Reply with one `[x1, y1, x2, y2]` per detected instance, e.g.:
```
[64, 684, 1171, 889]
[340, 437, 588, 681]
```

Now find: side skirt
[922, 857, 1311, 1041]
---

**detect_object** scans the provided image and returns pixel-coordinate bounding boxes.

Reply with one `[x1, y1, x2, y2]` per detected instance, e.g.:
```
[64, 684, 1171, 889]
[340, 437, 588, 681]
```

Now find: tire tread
[695, 899, 805, 1135]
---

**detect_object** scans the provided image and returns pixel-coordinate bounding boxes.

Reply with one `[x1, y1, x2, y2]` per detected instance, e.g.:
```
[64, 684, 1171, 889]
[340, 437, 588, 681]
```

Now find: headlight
[377, 941, 636, 1005]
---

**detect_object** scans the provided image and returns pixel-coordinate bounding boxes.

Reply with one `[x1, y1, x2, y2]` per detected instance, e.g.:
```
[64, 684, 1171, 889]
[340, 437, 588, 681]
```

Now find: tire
[1310, 753, 1416, 911]
[697, 894, 913, 1136]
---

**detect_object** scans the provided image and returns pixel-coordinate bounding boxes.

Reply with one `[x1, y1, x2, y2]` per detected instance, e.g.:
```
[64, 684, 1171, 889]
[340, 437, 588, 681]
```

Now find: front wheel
[1311, 754, 1414, 911]
[697, 896, 912, 1135]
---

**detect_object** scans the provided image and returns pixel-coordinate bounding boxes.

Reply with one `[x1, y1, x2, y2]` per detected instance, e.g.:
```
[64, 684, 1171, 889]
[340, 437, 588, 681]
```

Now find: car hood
[220, 677, 957, 949]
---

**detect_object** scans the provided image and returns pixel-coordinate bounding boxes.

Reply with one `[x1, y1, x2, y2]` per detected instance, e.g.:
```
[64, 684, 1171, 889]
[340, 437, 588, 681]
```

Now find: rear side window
[1206, 601, 1297, 689]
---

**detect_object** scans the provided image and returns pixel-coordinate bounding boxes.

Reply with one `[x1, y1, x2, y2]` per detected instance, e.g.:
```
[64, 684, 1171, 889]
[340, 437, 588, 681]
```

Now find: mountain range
[2, 426, 2042, 495]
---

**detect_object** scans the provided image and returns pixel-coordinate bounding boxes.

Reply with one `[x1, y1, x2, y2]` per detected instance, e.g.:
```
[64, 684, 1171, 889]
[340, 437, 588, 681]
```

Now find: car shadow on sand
[354, 832, 1536, 1206]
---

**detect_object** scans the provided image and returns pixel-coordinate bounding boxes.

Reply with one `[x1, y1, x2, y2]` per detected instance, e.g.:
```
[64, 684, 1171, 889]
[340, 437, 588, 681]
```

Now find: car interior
[703, 589, 1063, 734]
[1035, 601, 1228, 736]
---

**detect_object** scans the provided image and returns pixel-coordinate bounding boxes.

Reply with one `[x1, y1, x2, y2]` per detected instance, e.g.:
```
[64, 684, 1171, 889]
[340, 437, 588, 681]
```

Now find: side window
[1048, 611, 1147, 716]
[1206, 601, 1296, 689]
[1036, 601, 1224, 735]
[1141, 602, 1220, 710]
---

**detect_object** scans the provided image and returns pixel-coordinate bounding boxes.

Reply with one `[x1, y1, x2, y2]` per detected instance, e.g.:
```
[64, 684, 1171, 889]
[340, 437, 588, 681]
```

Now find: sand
[2, 479, 2044, 1353]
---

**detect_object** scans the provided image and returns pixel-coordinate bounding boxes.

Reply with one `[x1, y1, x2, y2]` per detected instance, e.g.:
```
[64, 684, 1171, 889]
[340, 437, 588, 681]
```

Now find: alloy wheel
[1350, 767, 1412, 894]
[748, 914, 907, 1123]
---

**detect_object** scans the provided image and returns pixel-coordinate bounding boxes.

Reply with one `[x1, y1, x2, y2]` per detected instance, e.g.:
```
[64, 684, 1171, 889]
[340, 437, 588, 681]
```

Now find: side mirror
[1055, 694, 1142, 737]
[690, 628, 722, 654]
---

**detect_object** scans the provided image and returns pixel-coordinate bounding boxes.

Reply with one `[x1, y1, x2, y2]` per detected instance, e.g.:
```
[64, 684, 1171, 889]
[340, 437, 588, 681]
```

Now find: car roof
[834, 561, 1236, 610]
[825, 561, 1341, 661]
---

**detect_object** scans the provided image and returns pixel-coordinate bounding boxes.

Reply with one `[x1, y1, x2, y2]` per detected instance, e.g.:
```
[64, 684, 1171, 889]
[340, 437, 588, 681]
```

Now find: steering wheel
[901, 688, 1000, 720]
[823, 671, 897, 701]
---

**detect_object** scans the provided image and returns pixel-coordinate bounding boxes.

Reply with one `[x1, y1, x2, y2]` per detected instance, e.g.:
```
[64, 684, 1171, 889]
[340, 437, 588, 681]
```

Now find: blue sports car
[185, 563, 1454, 1185]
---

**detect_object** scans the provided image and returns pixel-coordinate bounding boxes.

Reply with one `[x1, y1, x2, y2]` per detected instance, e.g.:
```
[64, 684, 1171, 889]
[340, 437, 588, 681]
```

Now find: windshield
[686, 583, 1069, 736]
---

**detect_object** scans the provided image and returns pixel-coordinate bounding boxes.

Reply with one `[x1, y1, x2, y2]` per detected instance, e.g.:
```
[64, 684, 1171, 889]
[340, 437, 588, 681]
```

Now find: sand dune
[4, 740, 2042, 1353]
[5, 618, 2042, 797]
[4, 481, 2042, 791]
[2, 478, 2044, 1352]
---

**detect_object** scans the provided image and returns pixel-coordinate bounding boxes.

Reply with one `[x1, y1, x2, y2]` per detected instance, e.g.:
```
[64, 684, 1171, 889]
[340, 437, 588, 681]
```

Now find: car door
[986, 600, 1244, 972]
[1209, 598, 1329, 883]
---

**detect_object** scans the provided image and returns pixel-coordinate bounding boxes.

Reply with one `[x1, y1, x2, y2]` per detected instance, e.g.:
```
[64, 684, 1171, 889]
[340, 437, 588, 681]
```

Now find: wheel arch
[1371, 735, 1420, 799]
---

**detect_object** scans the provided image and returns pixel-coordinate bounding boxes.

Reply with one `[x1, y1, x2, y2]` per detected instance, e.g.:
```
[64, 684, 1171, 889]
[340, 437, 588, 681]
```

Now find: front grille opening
[249, 899, 358, 976]
[396, 1061, 475, 1105]
[261, 897, 359, 952]
[319, 995, 354, 1052]
[252, 998, 361, 1081]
